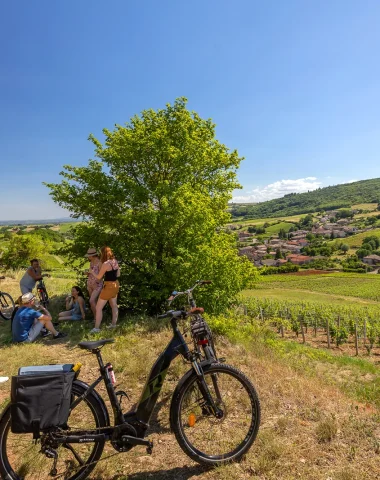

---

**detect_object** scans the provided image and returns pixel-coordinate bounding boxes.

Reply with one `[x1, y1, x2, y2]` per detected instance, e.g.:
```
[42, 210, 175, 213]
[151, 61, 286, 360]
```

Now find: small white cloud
[232, 177, 322, 203]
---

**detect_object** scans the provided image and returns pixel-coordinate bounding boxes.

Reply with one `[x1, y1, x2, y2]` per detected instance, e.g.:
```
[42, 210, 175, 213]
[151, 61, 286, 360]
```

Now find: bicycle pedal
[121, 435, 152, 449]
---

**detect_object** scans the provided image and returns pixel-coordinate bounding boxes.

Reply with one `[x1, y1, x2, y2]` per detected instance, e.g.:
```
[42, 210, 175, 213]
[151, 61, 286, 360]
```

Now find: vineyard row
[240, 297, 380, 354]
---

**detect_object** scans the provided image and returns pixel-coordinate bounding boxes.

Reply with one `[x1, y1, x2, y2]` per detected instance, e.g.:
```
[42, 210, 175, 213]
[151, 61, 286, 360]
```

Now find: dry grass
[0, 273, 73, 303]
[0, 322, 380, 479]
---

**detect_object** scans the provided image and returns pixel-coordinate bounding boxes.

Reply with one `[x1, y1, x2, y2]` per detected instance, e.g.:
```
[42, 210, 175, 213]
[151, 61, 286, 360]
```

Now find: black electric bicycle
[0, 276, 15, 320]
[0, 306, 261, 479]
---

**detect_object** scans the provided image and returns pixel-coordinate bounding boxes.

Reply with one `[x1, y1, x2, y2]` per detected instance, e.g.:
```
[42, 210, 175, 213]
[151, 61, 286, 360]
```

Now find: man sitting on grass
[12, 292, 67, 343]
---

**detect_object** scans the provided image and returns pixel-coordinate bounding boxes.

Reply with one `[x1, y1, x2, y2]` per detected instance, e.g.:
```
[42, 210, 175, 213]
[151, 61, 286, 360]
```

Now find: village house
[237, 232, 251, 239]
[312, 226, 330, 236]
[362, 254, 380, 266]
[283, 243, 302, 253]
[290, 234, 307, 241]
[286, 254, 313, 265]
[343, 226, 358, 234]
[276, 259, 288, 266]
[331, 230, 346, 238]
[297, 239, 309, 247]
[238, 246, 257, 262]
[238, 246, 255, 255]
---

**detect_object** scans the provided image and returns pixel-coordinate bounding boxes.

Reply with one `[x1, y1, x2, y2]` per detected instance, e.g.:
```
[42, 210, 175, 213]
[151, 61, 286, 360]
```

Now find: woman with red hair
[87, 246, 120, 333]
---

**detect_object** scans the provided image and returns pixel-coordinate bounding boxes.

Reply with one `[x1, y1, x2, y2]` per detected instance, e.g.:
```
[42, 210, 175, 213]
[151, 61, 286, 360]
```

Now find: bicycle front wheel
[38, 288, 49, 307]
[0, 381, 107, 480]
[0, 292, 15, 320]
[170, 363, 260, 465]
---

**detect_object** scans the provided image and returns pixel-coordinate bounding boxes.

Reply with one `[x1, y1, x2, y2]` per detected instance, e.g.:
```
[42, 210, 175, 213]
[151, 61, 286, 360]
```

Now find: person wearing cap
[19, 259, 43, 295]
[85, 248, 103, 318]
[12, 292, 67, 343]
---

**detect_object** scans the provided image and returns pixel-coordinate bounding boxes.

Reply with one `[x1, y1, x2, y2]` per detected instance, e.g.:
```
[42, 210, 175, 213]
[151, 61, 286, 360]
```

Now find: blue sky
[1, 0, 379, 220]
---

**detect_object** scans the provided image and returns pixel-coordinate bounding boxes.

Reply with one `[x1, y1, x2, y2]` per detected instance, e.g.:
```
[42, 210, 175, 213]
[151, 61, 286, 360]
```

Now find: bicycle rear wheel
[170, 363, 260, 465]
[0, 382, 108, 480]
[0, 292, 15, 320]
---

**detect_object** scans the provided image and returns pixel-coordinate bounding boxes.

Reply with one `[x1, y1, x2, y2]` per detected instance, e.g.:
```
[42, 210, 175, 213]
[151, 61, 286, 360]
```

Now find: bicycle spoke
[0, 383, 105, 479]
[177, 366, 259, 459]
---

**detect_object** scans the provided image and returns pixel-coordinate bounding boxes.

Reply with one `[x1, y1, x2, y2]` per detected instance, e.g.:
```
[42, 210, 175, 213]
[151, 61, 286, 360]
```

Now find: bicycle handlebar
[168, 280, 212, 302]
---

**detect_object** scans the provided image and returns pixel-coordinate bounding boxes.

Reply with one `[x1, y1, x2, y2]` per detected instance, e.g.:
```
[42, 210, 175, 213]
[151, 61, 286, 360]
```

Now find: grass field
[58, 222, 78, 233]
[229, 213, 304, 227]
[342, 228, 380, 248]
[262, 221, 295, 237]
[253, 272, 380, 302]
[242, 287, 379, 306]
[1, 308, 380, 478]
[351, 203, 378, 211]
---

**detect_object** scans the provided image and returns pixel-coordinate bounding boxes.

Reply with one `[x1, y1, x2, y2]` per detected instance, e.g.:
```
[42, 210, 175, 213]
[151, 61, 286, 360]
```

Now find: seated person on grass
[12, 292, 67, 343]
[58, 286, 86, 321]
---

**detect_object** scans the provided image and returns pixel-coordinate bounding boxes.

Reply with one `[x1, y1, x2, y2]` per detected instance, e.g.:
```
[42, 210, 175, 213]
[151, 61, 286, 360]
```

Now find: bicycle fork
[191, 361, 224, 419]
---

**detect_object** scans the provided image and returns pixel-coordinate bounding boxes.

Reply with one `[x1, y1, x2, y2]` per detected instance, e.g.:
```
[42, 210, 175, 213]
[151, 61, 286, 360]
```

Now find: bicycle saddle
[78, 339, 115, 351]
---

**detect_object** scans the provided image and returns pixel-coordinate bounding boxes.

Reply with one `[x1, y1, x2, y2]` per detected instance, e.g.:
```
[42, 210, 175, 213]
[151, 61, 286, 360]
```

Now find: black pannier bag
[10, 364, 75, 436]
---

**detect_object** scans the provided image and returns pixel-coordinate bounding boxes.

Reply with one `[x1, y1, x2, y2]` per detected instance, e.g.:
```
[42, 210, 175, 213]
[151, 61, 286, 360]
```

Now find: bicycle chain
[45, 425, 138, 479]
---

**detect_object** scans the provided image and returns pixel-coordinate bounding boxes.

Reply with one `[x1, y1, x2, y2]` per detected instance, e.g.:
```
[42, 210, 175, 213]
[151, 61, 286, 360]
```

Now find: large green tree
[46, 98, 255, 313]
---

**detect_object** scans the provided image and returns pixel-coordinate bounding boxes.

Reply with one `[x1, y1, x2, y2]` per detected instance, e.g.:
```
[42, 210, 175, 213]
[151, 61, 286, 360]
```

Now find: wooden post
[355, 322, 359, 356]
[363, 319, 367, 347]
[243, 304, 247, 315]
[336, 315, 341, 347]
[260, 308, 264, 322]
[280, 325, 284, 338]
[300, 316, 306, 344]
[326, 319, 330, 348]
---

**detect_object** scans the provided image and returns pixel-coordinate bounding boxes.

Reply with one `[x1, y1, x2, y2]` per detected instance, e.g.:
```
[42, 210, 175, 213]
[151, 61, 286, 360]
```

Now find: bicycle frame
[52, 317, 210, 445]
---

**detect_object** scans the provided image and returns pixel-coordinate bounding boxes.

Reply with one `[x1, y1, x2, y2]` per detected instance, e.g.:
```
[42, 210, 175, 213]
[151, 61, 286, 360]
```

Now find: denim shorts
[24, 321, 44, 343]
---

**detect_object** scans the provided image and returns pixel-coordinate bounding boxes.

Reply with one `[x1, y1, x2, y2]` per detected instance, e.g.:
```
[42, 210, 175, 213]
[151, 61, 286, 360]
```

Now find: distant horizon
[1, 176, 378, 223]
[0, 216, 81, 225]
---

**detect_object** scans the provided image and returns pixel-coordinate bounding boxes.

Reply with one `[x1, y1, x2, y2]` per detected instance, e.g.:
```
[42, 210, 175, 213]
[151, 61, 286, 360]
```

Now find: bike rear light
[197, 339, 209, 345]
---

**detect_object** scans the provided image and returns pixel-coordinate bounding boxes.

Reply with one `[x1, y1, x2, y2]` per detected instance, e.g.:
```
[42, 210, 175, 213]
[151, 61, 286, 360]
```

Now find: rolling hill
[230, 177, 380, 219]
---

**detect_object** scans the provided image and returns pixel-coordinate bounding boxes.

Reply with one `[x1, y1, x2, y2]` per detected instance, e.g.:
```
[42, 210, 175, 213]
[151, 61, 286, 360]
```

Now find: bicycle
[167, 280, 219, 362]
[0, 306, 261, 479]
[0, 276, 15, 320]
[36, 275, 50, 308]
